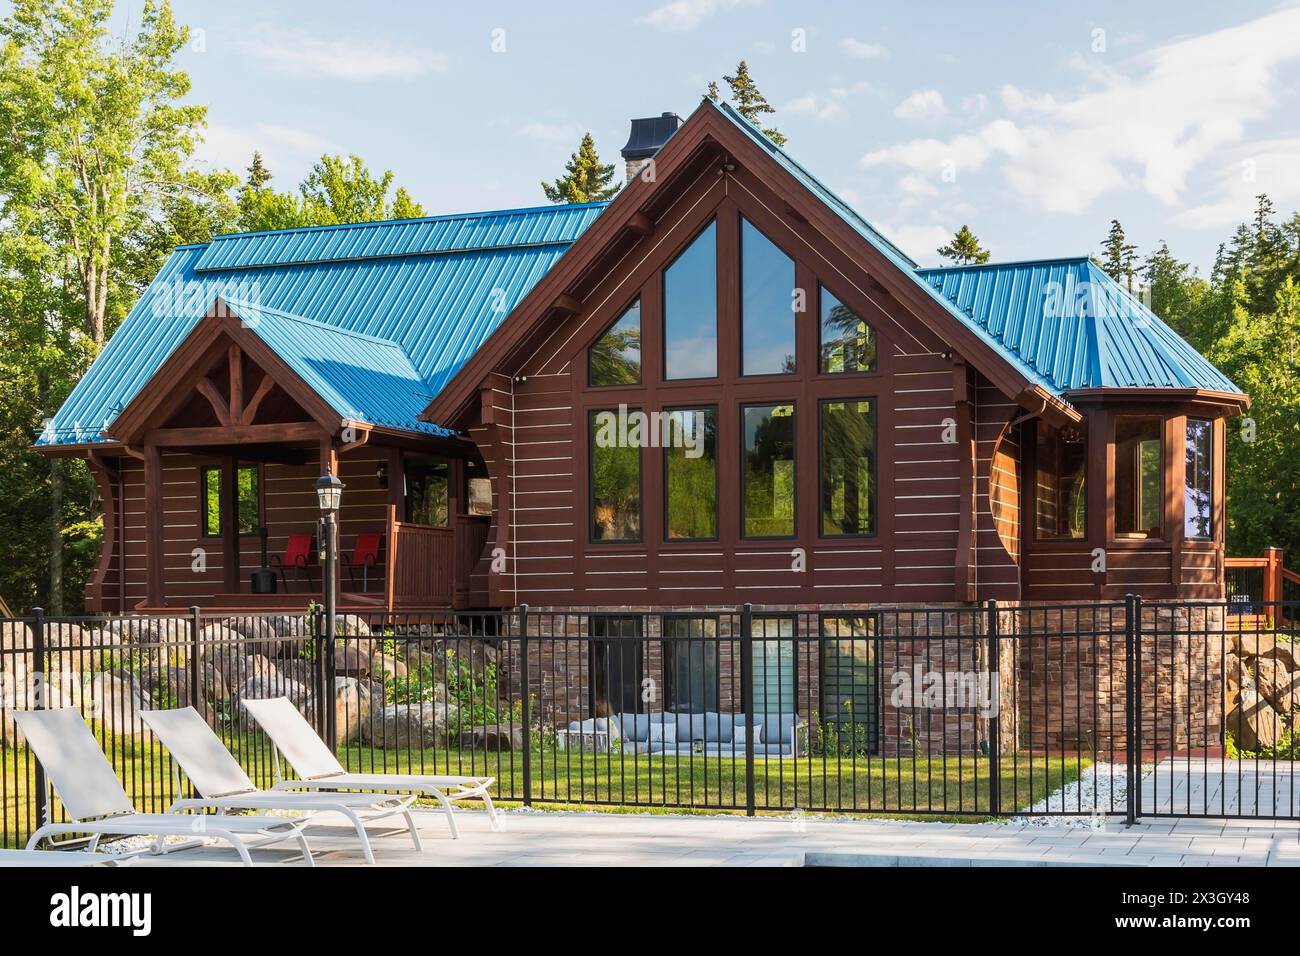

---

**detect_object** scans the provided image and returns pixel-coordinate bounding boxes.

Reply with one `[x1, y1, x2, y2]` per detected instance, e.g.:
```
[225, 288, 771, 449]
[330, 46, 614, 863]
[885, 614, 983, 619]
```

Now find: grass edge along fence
[1, 598, 1297, 847]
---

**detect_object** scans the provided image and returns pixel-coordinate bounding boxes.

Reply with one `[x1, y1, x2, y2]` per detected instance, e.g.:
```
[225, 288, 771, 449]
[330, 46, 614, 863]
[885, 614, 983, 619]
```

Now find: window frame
[1112, 414, 1166, 541]
[751, 613, 798, 716]
[661, 614, 720, 713]
[817, 396, 878, 539]
[1184, 417, 1214, 541]
[661, 218, 719, 383]
[817, 283, 879, 377]
[740, 400, 798, 541]
[818, 612, 881, 754]
[1033, 420, 1088, 542]
[738, 216, 797, 379]
[198, 462, 263, 539]
[661, 404, 720, 543]
[588, 407, 644, 545]
[587, 297, 643, 389]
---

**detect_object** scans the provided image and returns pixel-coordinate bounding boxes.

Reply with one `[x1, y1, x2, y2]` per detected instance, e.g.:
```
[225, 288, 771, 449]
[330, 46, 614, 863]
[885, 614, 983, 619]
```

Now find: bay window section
[819, 286, 877, 374]
[590, 409, 642, 542]
[820, 399, 876, 536]
[588, 299, 641, 386]
[663, 221, 717, 380]
[1115, 416, 1163, 539]
[742, 403, 796, 538]
[664, 407, 718, 540]
[1034, 423, 1086, 539]
[740, 218, 796, 376]
[1185, 418, 1213, 540]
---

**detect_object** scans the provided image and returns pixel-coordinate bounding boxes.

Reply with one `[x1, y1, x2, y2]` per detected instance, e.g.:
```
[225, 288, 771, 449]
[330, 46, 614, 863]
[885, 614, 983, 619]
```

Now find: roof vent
[621, 112, 683, 183]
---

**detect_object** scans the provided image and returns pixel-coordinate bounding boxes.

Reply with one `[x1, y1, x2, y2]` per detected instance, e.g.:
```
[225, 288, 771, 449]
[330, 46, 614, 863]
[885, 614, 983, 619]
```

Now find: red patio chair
[342, 532, 384, 592]
[270, 533, 317, 593]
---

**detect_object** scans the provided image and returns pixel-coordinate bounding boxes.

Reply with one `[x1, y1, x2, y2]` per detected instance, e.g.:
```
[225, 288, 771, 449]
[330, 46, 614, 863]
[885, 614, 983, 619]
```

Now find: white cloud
[516, 122, 585, 143]
[236, 27, 447, 81]
[861, 8, 1300, 215]
[197, 123, 335, 177]
[784, 94, 845, 122]
[961, 93, 990, 117]
[875, 222, 952, 262]
[894, 89, 947, 122]
[1175, 138, 1300, 229]
[841, 37, 888, 60]
[637, 0, 758, 33]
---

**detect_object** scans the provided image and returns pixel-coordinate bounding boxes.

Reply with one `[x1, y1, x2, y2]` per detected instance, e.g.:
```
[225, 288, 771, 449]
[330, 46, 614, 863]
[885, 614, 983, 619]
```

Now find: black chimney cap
[621, 112, 684, 160]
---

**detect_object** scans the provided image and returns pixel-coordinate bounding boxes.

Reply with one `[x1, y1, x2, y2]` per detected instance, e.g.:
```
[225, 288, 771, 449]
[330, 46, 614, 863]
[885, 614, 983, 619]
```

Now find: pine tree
[246, 151, 272, 189]
[541, 132, 620, 204]
[936, 225, 991, 265]
[708, 60, 786, 146]
[1099, 219, 1139, 290]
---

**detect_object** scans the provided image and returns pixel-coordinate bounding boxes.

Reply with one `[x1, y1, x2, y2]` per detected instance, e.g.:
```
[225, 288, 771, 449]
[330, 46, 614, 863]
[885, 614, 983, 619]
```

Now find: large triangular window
[588, 299, 641, 386]
[819, 286, 877, 373]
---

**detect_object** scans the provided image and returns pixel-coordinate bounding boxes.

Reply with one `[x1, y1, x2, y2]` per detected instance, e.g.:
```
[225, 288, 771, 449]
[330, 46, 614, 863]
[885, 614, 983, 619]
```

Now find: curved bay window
[1034, 422, 1086, 539]
[1185, 418, 1213, 540]
[1115, 416, 1163, 539]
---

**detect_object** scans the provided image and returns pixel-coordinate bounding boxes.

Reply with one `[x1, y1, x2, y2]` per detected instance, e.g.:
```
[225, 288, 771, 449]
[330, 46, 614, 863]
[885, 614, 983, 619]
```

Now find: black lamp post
[315, 470, 345, 660]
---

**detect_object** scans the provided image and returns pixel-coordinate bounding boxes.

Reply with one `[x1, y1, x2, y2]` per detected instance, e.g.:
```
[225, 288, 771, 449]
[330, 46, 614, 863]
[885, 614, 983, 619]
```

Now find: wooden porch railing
[385, 521, 453, 609]
[1224, 546, 1300, 623]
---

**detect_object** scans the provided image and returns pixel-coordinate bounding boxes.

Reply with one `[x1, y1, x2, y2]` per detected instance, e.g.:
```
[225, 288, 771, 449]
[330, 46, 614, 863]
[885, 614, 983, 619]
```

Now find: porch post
[143, 443, 164, 607]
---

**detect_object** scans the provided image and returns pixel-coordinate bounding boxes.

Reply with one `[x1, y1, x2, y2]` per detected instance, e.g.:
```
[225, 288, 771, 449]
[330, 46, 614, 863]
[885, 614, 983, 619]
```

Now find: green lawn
[3, 732, 1093, 845]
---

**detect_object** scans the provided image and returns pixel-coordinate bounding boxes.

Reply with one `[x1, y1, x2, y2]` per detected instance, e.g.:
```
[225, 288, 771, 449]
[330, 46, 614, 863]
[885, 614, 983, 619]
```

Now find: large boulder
[335, 614, 373, 637]
[218, 617, 282, 657]
[237, 674, 308, 706]
[1231, 630, 1297, 669]
[143, 663, 227, 720]
[458, 722, 525, 752]
[200, 645, 278, 692]
[371, 652, 407, 684]
[332, 676, 372, 746]
[1255, 664, 1300, 716]
[334, 643, 371, 678]
[1227, 685, 1284, 752]
[45, 622, 121, 672]
[366, 701, 454, 749]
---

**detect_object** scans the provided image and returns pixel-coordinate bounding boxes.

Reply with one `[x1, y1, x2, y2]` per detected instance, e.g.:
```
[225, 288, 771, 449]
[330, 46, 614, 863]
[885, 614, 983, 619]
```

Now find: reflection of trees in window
[236, 466, 260, 534]
[589, 300, 641, 386]
[405, 457, 449, 527]
[819, 287, 876, 373]
[820, 400, 875, 536]
[663, 616, 717, 712]
[201, 464, 261, 536]
[1185, 419, 1213, 539]
[663, 221, 717, 380]
[1035, 423, 1086, 539]
[743, 404, 796, 538]
[590, 411, 641, 541]
[664, 408, 717, 540]
[740, 218, 795, 376]
[1115, 416, 1162, 538]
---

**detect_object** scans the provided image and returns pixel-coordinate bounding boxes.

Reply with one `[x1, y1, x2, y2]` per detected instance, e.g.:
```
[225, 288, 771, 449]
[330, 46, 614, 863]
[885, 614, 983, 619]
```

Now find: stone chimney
[620, 112, 683, 183]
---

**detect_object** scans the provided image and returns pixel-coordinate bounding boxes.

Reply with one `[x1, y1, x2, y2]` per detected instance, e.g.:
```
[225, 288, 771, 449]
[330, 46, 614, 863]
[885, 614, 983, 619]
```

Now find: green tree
[541, 132, 619, 204]
[708, 60, 786, 146]
[936, 225, 991, 265]
[1098, 219, 1139, 290]
[236, 152, 426, 232]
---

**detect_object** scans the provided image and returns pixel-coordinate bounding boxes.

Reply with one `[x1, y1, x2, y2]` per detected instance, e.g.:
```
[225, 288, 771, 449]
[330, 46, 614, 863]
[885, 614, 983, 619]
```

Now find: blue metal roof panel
[193, 202, 607, 272]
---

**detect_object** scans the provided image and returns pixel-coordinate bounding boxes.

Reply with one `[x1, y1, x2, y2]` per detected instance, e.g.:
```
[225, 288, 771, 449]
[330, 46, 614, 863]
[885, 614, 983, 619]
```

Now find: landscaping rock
[334, 644, 371, 678]
[85, 672, 153, 738]
[201, 645, 278, 691]
[1255, 665, 1300, 716]
[334, 615, 372, 637]
[1230, 630, 1296, 666]
[457, 722, 525, 751]
[219, 617, 282, 657]
[366, 701, 454, 749]
[237, 674, 308, 705]
[371, 652, 407, 683]
[1227, 685, 1283, 751]
[332, 676, 372, 745]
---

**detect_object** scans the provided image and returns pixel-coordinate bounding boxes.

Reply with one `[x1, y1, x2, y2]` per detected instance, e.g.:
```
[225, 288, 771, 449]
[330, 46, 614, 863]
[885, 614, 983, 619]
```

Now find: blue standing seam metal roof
[40, 203, 607, 445]
[916, 258, 1243, 395]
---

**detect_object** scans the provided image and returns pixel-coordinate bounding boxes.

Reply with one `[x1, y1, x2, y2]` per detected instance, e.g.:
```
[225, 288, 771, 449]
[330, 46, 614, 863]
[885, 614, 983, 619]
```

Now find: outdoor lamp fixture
[315, 471, 345, 514]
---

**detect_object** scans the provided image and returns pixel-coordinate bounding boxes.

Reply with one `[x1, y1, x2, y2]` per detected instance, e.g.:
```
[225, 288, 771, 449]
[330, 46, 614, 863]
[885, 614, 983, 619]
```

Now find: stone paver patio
[126, 806, 1300, 867]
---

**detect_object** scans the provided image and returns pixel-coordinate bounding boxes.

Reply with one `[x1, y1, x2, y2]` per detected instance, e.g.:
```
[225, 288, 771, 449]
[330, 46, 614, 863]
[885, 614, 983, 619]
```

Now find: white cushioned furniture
[567, 712, 806, 757]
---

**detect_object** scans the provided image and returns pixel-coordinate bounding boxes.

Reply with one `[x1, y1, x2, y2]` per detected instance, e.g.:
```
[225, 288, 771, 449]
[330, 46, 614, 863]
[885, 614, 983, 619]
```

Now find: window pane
[589, 300, 641, 386]
[590, 410, 641, 541]
[741, 218, 795, 375]
[1034, 423, 1087, 539]
[405, 457, 449, 527]
[236, 465, 261, 534]
[821, 615, 877, 752]
[753, 616, 795, 715]
[663, 221, 717, 380]
[820, 287, 877, 373]
[1185, 419, 1213, 539]
[664, 408, 717, 540]
[663, 616, 717, 712]
[589, 616, 644, 716]
[202, 467, 221, 536]
[1115, 416, 1163, 538]
[820, 399, 875, 536]
[743, 403, 796, 538]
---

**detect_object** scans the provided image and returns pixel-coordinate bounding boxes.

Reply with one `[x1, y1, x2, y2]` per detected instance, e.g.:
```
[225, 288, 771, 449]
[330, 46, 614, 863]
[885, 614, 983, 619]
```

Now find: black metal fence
[1, 598, 1296, 846]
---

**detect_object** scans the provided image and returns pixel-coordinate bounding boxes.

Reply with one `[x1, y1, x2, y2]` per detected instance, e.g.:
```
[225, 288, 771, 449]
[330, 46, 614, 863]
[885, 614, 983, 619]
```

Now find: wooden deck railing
[386, 521, 453, 608]
[1224, 546, 1300, 623]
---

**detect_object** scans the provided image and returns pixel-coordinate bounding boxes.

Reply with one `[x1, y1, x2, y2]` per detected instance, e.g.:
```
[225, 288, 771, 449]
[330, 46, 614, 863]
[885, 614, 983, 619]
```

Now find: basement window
[1034, 423, 1087, 540]
[1115, 416, 1163, 539]
[200, 464, 262, 538]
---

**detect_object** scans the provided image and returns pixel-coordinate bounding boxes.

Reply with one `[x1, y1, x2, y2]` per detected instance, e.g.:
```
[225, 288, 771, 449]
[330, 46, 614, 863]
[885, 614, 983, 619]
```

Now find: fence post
[188, 606, 201, 713]
[986, 599, 1001, 816]
[324, 613, 337, 751]
[1125, 593, 1139, 826]
[31, 607, 47, 834]
[519, 604, 532, 808]
[313, 606, 328, 739]
[740, 603, 756, 817]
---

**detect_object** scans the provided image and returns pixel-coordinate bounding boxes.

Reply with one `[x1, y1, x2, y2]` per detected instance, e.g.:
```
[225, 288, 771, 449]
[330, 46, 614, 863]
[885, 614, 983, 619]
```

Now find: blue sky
[126, 1, 1300, 272]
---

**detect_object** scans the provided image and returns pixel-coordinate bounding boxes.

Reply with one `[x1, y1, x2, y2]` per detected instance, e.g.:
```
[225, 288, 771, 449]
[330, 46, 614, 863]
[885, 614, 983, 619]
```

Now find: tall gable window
[589, 300, 641, 386]
[663, 221, 717, 380]
[740, 218, 796, 376]
[819, 286, 876, 374]
[742, 403, 796, 538]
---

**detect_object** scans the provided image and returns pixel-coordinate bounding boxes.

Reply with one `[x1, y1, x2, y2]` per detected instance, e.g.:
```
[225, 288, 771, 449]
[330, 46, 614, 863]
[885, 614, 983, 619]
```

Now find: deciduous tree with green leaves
[541, 132, 619, 204]
[237, 152, 426, 232]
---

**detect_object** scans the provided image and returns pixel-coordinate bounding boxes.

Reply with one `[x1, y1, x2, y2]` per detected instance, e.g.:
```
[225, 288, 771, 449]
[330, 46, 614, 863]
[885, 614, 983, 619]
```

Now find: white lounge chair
[141, 706, 424, 864]
[0, 849, 126, 866]
[13, 708, 314, 867]
[241, 696, 500, 839]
